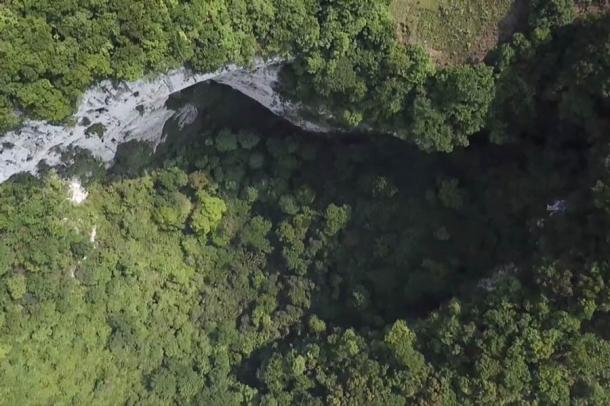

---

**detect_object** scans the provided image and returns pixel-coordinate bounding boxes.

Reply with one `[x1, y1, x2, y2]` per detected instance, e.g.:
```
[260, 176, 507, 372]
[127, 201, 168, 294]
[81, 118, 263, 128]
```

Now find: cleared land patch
[391, 0, 524, 65]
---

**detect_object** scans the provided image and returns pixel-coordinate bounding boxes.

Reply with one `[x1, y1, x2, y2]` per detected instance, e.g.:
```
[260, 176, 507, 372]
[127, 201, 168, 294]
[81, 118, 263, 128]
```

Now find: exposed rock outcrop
[0, 60, 321, 183]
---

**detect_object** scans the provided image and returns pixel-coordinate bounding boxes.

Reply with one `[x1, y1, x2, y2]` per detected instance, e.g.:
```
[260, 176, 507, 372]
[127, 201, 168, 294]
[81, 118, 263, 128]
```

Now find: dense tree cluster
[1, 0, 502, 152]
[280, 0, 496, 151]
[0, 0, 316, 129]
[0, 0, 609, 404]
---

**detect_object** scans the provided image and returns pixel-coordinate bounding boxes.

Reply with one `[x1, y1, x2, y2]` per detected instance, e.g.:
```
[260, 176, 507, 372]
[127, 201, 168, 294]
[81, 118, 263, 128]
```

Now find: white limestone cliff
[0, 60, 321, 183]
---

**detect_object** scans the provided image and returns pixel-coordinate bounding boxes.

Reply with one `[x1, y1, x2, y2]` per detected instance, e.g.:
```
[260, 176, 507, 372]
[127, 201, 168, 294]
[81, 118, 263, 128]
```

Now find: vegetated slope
[0, 0, 496, 152]
[388, 0, 607, 65]
[0, 8, 609, 403]
[0, 1, 609, 405]
[0, 0, 600, 154]
[0, 0, 311, 129]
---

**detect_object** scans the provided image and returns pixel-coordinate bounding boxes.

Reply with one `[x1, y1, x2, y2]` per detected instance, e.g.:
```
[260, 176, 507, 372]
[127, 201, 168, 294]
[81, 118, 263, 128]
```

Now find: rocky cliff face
[0, 60, 322, 183]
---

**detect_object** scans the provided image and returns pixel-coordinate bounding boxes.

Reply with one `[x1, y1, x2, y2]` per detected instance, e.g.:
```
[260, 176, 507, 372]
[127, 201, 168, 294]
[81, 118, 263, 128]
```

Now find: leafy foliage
[0, 1, 609, 405]
[0, 0, 314, 126]
[1, 0, 503, 152]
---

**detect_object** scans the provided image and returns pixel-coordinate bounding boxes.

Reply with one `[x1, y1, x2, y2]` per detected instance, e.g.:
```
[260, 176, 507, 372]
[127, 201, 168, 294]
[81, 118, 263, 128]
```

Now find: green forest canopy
[0, 0, 610, 404]
[0, 0, 525, 151]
